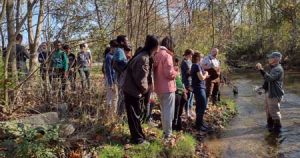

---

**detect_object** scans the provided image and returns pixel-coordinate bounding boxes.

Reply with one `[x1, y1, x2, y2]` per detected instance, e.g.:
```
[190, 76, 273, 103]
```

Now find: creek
[206, 72, 300, 158]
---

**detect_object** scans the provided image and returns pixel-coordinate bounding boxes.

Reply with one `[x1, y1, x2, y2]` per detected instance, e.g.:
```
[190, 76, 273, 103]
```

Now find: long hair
[161, 36, 175, 52]
[116, 35, 127, 48]
[141, 35, 159, 55]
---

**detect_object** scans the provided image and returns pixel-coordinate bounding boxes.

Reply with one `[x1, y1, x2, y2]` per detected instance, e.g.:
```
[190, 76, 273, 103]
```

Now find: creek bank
[0, 97, 237, 158]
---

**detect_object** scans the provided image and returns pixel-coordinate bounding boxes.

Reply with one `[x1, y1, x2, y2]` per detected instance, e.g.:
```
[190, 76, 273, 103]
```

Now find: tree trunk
[94, 0, 103, 29]
[27, 0, 35, 71]
[166, 0, 172, 37]
[15, 0, 21, 29]
[113, 0, 119, 36]
[135, 0, 144, 48]
[4, 0, 17, 108]
[0, 0, 7, 25]
[211, 0, 215, 47]
[0, 26, 5, 49]
[127, 0, 133, 40]
[31, 0, 45, 73]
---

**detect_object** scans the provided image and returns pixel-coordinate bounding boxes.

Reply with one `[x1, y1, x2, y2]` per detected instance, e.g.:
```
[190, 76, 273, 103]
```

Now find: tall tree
[4, 0, 17, 107]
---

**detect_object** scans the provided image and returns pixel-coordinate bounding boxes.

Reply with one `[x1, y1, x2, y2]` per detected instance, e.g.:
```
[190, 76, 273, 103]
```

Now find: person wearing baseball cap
[255, 51, 284, 133]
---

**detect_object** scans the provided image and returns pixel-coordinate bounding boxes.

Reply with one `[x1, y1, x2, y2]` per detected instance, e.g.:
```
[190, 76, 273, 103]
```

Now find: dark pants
[17, 61, 29, 82]
[68, 69, 76, 91]
[49, 68, 66, 92]
[79, 68, 90, 90]
[124, 92, 145, 144]
[40, 67, 47, 81]
[173, 93, 187, 131]
[206, 79, 220, 104]
[193, 88, 207, 127]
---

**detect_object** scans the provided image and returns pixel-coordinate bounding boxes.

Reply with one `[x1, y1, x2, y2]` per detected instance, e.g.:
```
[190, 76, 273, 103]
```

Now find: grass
[97, 123, 198, 158]
[218, 97, 238, 126]
[99, 145, 124, 158]
[167, 134, 197, 158]
[126, 140, 163, 158]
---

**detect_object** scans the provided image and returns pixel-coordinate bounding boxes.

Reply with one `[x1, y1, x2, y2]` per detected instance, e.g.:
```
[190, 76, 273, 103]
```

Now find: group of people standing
[6, 33, 93, 93]
[104, 35, 222, 144]
[39, 40, 93, 93]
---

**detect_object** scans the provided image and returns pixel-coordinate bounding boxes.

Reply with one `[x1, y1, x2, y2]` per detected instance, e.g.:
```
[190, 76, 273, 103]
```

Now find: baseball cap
[267, 52, 282, 59]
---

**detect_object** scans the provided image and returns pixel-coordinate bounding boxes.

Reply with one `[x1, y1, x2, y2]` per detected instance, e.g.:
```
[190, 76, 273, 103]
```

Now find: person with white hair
[256, 52, 285, 133]
[202, 48, 221, 105]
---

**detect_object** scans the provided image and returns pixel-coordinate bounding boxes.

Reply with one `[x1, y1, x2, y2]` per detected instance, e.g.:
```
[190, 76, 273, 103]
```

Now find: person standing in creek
[256, 52, 285, 133]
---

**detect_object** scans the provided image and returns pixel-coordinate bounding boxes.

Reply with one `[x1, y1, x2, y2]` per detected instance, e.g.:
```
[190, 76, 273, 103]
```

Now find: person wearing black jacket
[122, 35, 159, 144]
[16, 34, 30, 81]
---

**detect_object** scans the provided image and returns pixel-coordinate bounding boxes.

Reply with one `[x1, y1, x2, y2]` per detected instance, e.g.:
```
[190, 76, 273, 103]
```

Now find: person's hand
[149, 84, 154, 92]
[204, 71, 209, 76]
[111, 85, 116, 92]
[183, 92, 188, 100]
[256, 63, 263, 70]
[174, 66, 179, 72]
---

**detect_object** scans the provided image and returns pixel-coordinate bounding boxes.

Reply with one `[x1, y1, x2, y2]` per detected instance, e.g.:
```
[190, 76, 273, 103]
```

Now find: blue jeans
[193, 88, 207, 127]
[185, 91, 194, 113]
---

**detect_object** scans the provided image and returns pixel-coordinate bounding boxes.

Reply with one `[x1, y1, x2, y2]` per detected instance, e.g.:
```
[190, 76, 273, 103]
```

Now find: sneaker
[201, 123, 209, 129]
[194, 125, 208, 132]
[139, 140, 150, 146]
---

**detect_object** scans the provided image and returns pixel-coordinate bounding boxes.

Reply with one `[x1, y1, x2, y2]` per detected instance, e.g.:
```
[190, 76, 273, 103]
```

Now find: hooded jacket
[153, 46, 177, 94]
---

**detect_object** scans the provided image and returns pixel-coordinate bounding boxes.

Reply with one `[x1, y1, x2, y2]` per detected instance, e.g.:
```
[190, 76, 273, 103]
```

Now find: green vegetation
[98, 132, 198, 158]
[204, 97, 238, 130]
[166, 134, 197, 158]
[99, 145, 124, 158]
[0, 124, 60, 158]
[126, 140, 163, 158]
[219, 98, 238, 125]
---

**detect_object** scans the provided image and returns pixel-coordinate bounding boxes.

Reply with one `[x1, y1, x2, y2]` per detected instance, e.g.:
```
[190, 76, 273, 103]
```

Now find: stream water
[206, 72, 300, 158]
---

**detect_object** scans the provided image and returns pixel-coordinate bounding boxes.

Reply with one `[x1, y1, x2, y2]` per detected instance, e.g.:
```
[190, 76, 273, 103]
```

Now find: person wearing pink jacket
[153, 36, 178, 139]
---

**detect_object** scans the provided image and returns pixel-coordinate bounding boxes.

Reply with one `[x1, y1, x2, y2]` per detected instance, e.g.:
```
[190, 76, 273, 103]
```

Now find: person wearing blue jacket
[113, 35, 131, 116]
[112, 35, 129, 77]
[105, 40, 118, 112]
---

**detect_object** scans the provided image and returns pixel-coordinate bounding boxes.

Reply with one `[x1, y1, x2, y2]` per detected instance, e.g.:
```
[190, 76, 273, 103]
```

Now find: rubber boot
[267, 117, 274, 132]
[273, 119, 282, 133]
